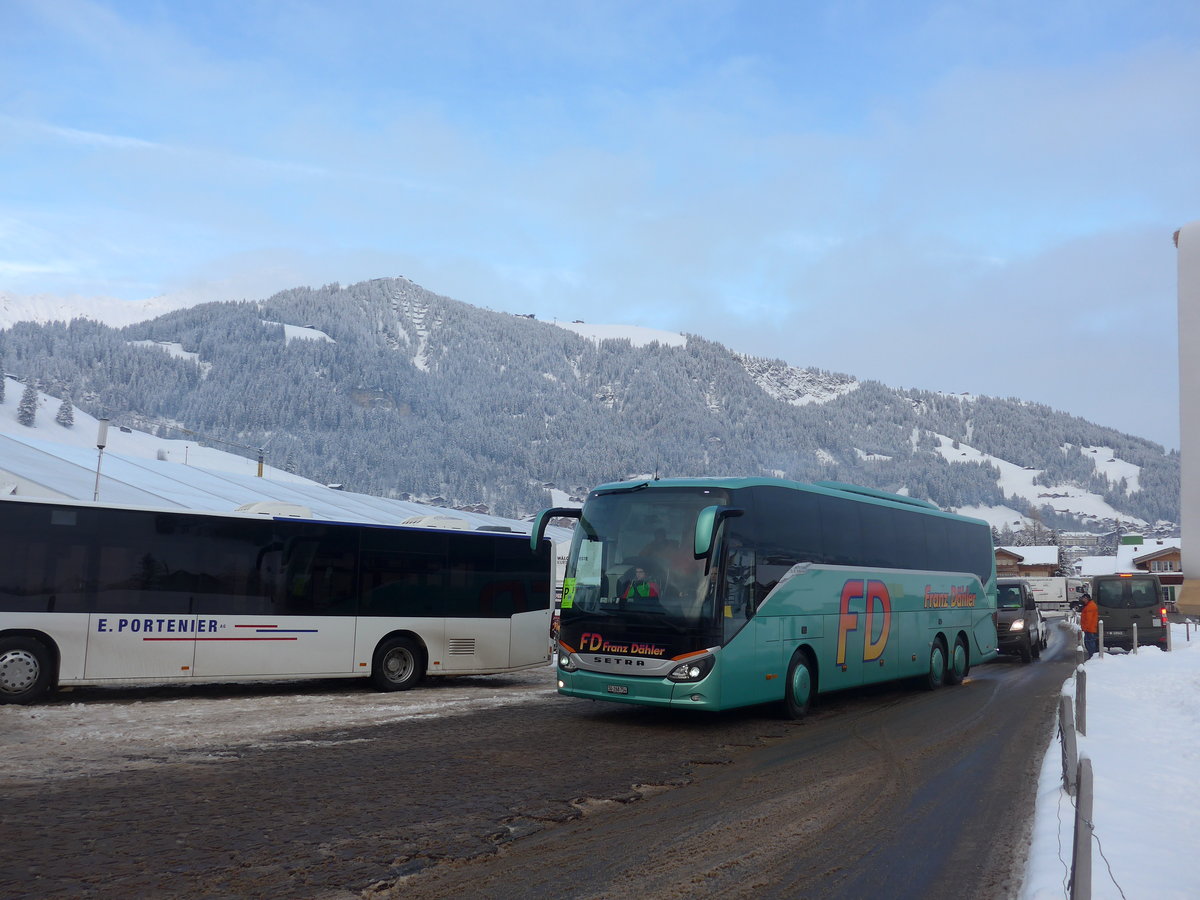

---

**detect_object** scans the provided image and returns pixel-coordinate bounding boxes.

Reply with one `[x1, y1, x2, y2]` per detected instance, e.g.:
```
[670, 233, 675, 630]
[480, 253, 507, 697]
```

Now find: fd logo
[836, 579, 892, 666]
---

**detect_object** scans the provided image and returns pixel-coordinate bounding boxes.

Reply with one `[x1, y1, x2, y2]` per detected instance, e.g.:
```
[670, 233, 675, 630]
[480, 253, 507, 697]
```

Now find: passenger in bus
[620, 567, 662, 609]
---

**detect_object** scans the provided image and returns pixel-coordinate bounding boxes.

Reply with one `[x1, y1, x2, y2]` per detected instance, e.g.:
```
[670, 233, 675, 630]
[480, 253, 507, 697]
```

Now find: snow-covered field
[938, 434, 1146, 529]
[1022, 619, 1200, 899]
[0, 665, 558, 784]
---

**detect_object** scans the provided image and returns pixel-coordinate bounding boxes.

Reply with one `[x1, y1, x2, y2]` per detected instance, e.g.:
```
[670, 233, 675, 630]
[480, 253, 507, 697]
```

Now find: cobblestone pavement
[1, 679, 791, 899]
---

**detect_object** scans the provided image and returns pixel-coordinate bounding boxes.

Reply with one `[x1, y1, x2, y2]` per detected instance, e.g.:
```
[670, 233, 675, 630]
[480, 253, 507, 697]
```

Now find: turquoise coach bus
[531, 477, 998, 717]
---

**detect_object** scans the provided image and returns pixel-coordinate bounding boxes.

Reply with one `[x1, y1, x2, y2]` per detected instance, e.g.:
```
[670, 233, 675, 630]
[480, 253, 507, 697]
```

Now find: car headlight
[1011, 618, 1025, 631]
[667, 655, 714, 683]
[558, 652, 577, 672]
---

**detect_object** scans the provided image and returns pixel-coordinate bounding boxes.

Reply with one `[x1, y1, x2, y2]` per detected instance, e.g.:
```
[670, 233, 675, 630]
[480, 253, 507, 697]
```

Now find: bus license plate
[607, 685, 629, 695]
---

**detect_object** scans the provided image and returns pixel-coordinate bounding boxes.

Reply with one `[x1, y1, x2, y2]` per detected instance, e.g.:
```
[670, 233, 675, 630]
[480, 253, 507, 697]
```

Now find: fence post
[1070, 757, 1094, 900]
[1098, 620, 1105, 659]
[1132, 622, 1138, 654]
[1076, 667, 1086, 736]
[1059, 695, 1078, 797]
[1167, 616, 1173, 652]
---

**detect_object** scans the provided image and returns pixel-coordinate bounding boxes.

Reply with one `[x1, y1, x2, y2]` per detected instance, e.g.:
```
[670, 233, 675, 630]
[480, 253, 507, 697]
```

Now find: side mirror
[530, 507, 580, 551]
[694, 505, 745, 571]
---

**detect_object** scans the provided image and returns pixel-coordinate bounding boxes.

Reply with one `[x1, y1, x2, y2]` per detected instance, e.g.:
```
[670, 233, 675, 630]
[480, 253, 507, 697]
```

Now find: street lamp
[93, 418, 109, 502]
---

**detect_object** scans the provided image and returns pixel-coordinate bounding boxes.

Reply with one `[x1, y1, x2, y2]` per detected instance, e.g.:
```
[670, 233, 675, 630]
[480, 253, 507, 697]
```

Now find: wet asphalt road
[0, 623, 1076, 899]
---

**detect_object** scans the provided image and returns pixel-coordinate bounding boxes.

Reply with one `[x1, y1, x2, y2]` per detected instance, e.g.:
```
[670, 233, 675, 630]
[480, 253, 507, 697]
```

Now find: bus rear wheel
[946, 636, 969, 685]
[372, 636, 424, 692]
[782, 651, 815, 719]
[922, 638, 947, 691]
[0, 636, 52, 705]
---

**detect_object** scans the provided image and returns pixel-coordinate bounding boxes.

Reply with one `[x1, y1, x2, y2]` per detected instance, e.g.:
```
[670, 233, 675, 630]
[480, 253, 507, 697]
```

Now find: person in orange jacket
[1079, 592, 1099, 658]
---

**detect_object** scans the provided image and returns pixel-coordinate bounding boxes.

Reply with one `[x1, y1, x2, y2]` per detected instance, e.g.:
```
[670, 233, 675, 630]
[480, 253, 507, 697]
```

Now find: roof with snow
[998, 545, 1060, 566]
[1118, 537, 1181, 570]
[0, 377, 570, 542]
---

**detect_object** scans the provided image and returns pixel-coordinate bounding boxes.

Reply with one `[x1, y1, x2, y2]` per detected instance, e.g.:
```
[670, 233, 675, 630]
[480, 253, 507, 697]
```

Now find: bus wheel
[0, 637, 52, 705]
[372, 637, 423, 692]
[946, 636, 969, 685]
[782, 651, 815, 720]
[922, 639, 947, 691]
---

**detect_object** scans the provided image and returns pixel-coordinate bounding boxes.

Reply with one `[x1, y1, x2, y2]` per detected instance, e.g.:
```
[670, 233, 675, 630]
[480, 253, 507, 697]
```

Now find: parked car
[995, 578, 1047, 662]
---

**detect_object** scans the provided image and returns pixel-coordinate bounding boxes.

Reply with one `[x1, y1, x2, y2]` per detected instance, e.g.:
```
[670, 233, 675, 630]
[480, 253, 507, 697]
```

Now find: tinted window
[1095, 577, 1160, 609]
[894, 513, 927, 571]
[0, 504, 93, 612]
[858, 503, 901, 569]
[267, 522, 359, 616]
[742, 489, 993, 584]
[492, 535, 553, 614]
[359, 528, 448, 617]
[749, 488, 823, 599]
[820, 497, 862, 566]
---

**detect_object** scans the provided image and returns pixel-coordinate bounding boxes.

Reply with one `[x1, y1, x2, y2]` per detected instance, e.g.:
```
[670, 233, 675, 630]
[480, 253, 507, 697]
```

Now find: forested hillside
[0, 277, 1179, 526]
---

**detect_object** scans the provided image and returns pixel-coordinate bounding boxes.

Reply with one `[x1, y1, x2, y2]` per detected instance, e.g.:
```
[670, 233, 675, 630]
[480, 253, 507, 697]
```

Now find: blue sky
[2, 0, 1197, 448]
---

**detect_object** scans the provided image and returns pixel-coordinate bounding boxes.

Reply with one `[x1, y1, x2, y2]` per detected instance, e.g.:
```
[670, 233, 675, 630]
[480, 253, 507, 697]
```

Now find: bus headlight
[667, 655, 714, 683]
[1010, 619, 1025, 631]
[558, 653, 577, 672]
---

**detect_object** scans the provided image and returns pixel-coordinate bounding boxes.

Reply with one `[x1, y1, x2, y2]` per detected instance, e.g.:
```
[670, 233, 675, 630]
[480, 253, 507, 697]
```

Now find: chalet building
[995, 545, 1059, 578]
[1122, 536, 1185, 608]
[1076, 536, 1185, 609]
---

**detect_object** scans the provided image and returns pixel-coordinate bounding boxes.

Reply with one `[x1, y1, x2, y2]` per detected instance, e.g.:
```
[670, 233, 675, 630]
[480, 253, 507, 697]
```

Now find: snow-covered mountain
[0, 290, 194, 330]
[0, 278, 1179, 532]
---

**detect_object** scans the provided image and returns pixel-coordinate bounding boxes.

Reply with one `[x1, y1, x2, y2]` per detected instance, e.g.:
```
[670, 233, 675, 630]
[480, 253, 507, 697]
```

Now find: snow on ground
[128, 339, 203, 365]
[1023, 619, 1200, 899]
[0, 375, 311, 481]
[0, 665, 558, 784]
[552, 321, 687, 348]
[1080, 445, 1141, 493]
[263, 320, 336, 344]
[934, 434, 1146, 527]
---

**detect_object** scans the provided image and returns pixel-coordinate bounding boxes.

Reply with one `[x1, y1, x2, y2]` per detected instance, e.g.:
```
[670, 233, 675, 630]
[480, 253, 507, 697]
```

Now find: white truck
[1023, 576, 1085, 614]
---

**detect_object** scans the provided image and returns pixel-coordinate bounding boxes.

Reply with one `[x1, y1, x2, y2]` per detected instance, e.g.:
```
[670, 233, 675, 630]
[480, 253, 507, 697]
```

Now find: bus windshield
[563, 486, 730, 634]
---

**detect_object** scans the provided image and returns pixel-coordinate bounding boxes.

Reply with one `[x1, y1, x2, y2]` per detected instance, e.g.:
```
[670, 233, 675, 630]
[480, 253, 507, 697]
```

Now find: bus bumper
[557, 670, 720, 710]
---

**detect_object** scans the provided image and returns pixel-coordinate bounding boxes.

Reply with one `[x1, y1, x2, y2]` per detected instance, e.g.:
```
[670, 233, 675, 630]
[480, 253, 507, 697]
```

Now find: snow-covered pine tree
[56, 397, 74, 427]
[17, 382, 38, 426]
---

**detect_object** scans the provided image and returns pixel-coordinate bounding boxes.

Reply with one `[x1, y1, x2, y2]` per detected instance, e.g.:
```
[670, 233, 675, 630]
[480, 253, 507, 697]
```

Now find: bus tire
[0, 636, 53, 705]
[372, 636, 424, 692]
[946, 635, 969, 685]
[782, 650, 815, 720]
[922, 638, 947, 691]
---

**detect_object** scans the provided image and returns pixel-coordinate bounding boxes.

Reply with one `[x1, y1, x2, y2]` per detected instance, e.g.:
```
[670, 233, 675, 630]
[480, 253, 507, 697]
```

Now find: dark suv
[995, 579, 1046, 662]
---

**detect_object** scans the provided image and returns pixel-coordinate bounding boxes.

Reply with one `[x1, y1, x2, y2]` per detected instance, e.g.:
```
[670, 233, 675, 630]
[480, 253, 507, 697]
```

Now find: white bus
[0, 497, 554, 704]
